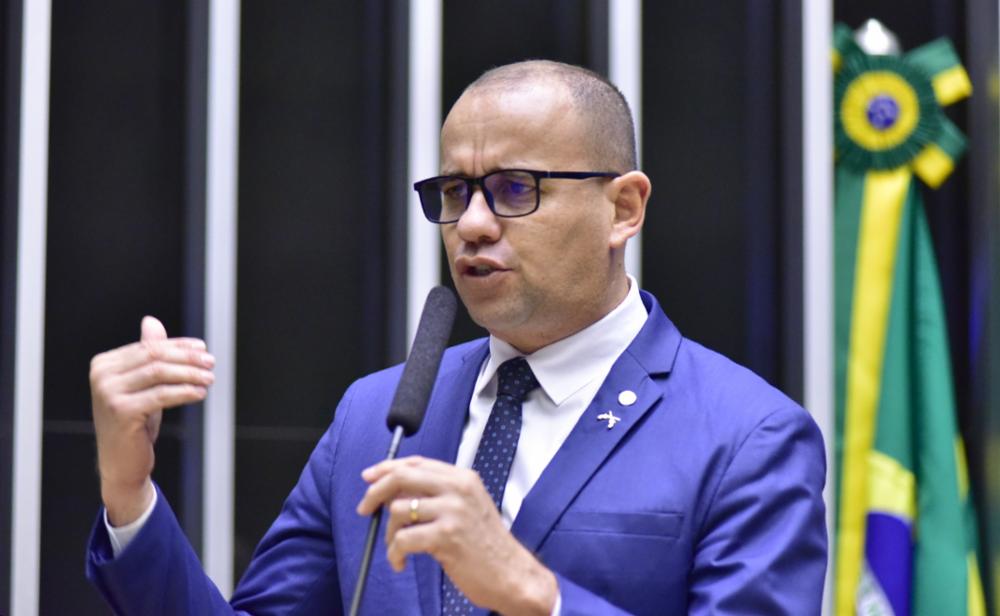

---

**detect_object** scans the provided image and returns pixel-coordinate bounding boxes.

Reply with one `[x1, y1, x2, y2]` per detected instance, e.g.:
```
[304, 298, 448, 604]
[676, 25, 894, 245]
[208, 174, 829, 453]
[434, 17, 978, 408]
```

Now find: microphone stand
[348, 424, 406, 616]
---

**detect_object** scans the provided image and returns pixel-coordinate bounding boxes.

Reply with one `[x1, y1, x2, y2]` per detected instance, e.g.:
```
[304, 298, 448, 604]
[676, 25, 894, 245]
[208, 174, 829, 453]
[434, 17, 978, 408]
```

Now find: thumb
[140, 316, 168, 343]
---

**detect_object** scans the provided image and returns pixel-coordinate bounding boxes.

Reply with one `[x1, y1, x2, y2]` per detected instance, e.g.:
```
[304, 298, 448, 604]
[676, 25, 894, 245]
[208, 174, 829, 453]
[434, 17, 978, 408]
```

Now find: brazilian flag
[832, 23, 986, 616]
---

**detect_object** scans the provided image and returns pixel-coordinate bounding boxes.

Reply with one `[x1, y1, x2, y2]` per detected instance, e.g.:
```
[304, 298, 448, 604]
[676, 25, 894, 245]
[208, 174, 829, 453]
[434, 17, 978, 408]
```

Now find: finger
[384, 495, 438, 546]
[169, 337, 208, 350]
[118, 384, 208, 415]
[112, 361, 215, 394]
[362, 455, 458, 483]
[356, 463, 452, 516]
[94, 341, 215, 377]
[361, 455, 425, 483]
[385, 521, 444, 572]
[141, 316, 168, 342]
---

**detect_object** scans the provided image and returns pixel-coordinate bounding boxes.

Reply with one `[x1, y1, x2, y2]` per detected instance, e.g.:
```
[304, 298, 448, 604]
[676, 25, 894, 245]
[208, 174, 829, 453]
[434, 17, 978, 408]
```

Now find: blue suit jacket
[87, 291, 827, 615]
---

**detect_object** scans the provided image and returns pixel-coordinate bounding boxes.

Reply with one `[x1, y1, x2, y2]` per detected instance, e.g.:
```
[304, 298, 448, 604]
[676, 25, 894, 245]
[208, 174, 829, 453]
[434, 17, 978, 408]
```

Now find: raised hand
[90, 316, 215, 525]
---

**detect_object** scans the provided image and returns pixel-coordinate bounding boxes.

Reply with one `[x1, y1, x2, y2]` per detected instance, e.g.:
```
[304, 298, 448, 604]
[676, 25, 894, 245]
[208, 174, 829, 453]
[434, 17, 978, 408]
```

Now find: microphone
[385, 285, 458, 435]
[349, 286, 457, 616]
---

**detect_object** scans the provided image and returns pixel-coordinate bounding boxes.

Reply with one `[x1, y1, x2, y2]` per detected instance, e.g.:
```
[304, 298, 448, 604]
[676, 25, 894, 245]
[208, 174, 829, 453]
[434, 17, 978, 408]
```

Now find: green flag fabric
[831, 23, 985, 616]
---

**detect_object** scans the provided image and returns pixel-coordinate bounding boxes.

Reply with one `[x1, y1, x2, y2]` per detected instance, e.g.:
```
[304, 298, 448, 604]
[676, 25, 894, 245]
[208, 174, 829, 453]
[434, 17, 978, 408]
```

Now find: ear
[606, 171, 651, 250]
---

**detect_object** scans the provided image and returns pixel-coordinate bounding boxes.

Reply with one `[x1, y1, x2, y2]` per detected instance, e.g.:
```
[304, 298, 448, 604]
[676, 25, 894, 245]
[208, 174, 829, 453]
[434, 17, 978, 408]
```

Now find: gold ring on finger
[409, 498, 420, 523]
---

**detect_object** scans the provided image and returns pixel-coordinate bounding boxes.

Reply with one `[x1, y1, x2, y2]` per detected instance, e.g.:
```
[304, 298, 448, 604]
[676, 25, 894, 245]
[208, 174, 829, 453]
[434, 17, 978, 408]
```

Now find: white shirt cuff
[551, 590, 561, 616]
[103, 487, 158, 557]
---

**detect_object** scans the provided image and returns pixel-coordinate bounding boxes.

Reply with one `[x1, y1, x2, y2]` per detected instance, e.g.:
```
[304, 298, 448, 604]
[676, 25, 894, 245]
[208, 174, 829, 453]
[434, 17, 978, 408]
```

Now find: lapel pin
[617, 390, 637, 406]
[597, 411, 622, 429]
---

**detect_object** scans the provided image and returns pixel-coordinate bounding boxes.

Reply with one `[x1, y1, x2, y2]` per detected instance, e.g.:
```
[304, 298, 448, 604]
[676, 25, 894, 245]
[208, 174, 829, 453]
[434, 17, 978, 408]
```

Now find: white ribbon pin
[597, 411, 622, 429]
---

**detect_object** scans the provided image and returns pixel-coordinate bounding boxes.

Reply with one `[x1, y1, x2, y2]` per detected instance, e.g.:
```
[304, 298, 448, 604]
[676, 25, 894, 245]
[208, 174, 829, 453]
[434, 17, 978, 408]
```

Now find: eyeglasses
[413, 168, 619, 224]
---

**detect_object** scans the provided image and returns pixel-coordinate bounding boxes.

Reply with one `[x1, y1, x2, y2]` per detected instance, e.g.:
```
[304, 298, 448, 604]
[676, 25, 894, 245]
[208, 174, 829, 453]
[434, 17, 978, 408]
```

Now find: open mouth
[466, 264, 498, 277]
[456, 256, 508, 279]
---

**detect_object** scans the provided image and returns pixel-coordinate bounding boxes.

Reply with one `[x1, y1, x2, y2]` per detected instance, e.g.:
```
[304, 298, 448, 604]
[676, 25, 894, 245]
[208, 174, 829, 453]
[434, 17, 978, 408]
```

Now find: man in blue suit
[87, 60, 827, 614]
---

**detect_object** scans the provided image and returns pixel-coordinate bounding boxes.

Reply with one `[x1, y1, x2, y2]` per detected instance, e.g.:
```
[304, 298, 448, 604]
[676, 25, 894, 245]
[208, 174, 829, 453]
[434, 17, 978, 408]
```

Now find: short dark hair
[464, 60, 637, 173]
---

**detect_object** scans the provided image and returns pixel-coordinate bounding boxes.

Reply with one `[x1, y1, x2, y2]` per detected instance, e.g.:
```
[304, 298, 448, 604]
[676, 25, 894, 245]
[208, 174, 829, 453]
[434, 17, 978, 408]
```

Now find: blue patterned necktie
[440, 357, 539, 615]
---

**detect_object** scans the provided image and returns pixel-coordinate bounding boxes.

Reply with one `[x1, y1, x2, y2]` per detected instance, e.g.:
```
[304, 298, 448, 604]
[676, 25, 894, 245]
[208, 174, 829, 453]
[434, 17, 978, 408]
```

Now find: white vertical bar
[802, 1, 834, 614]
[609, 0, 642, 284]
[407, 0, 442, 345]
[12, 1, 51, 614]
[204, 0, 240, 596]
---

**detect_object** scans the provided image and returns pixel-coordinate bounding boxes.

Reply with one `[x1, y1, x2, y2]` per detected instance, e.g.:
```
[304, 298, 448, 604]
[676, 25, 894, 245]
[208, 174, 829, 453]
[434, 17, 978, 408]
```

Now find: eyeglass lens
[421, 170, 539, 222]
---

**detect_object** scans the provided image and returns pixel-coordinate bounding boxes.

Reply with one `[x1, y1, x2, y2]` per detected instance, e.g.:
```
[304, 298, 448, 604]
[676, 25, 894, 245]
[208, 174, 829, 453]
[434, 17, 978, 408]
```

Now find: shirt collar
[475, 276, 648, 405]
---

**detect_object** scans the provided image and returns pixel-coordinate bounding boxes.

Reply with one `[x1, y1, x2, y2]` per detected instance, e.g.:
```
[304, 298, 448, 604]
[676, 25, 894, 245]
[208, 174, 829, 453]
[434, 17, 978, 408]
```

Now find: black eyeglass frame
[412, 168, 620, 224]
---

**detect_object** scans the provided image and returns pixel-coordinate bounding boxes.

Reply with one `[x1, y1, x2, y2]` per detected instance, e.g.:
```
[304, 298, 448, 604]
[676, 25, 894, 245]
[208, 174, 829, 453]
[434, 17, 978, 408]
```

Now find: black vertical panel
[180, 0, 208, 557]
[742, 0, 781, 386]
[587, 0, 609, 78]
[44, 2, 188, 611]
[642, 2, 796, 389]
[439, 0, 602, 346]
[237, 0, 407, 580]
[360, 0, 387, 370]
[361, 0, 410, 368]
[384, 0, 410, 364]
[0, 0, 20, 608]
[641, 2, 754, 368]
[779, 0, 803, 403]
[965, 0, 998, 608]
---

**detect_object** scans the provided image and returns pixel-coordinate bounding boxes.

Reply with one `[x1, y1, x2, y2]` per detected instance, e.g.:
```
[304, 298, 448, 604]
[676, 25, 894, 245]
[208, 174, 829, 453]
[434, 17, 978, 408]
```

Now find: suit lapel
[411, 340, 489, 616]
[509, 351, 663, 553]
[510, 291, 681, 554]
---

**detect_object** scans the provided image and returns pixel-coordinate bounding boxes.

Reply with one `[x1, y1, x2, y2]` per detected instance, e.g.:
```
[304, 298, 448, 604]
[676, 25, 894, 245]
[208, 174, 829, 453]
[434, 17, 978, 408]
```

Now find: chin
[465, 304, 522, 336]
[465, 308, 505, 332]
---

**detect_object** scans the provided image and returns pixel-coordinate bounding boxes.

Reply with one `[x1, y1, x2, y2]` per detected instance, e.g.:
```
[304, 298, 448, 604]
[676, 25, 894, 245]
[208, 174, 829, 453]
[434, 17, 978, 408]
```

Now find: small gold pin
[597, 411, 622, 429]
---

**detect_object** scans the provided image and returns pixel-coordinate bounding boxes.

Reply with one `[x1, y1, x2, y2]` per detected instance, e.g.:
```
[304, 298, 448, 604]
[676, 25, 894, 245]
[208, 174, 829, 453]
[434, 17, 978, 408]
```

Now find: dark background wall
[41, 2, 191, 612]
[641, 1, 801, 395]
[233, 0, 409, 577]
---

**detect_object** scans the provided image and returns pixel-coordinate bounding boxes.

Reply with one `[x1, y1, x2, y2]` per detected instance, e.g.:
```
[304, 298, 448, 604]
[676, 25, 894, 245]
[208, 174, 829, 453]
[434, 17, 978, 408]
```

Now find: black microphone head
[386, 286, 457, 436]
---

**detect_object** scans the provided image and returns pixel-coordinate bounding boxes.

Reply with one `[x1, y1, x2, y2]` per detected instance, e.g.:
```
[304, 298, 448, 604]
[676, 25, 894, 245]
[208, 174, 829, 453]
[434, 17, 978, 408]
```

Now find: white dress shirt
[454, 276, 647, 527]
[107, 278, 648, 585]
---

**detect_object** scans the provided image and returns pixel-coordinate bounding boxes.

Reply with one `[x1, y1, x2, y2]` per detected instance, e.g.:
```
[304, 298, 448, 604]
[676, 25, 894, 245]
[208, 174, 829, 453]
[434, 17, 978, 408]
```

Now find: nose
[455, 187, 502, 244]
